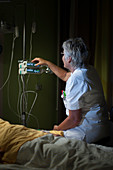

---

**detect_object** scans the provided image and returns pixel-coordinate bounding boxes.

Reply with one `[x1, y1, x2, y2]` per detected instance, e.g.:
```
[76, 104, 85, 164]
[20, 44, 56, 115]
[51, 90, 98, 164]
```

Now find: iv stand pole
[21, 3, 26, 126]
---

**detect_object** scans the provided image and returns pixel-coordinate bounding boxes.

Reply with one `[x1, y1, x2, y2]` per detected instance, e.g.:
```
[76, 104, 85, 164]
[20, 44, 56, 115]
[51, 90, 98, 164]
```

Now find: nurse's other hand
[53, 125, 59, 130]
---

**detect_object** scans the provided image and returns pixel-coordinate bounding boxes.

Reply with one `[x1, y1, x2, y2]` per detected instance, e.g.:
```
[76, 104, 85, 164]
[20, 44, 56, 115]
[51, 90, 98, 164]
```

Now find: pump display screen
[27, 68, 41, 73]
[27, 63, 35, 66]
[27, 62, 40, 67]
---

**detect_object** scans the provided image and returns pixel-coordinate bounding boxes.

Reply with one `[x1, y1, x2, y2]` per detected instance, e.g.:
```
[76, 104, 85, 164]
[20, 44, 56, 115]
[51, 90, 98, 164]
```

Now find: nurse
[32, 37, 110, 143]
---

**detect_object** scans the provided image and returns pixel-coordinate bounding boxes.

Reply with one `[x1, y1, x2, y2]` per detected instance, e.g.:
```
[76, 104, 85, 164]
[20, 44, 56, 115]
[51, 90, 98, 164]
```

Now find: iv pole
[21, 0, 38, 126]
[21, 3, 26, 126]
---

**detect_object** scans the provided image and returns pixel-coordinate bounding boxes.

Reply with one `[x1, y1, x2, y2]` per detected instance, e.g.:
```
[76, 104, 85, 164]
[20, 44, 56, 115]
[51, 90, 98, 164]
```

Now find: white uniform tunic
[63, 65, 110, 143]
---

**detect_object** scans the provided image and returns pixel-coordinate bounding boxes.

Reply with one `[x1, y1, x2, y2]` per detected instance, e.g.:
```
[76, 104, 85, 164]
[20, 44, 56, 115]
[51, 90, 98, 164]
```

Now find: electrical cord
[17, 74, 40, 127]
[25, 111, 39, 128]
[19, 90, 38, 122]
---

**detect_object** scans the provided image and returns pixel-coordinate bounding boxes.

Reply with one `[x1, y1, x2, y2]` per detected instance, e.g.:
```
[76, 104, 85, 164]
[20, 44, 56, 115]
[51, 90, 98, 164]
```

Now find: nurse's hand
[31, 58, 48, 66]
[53, 125, 59, 130]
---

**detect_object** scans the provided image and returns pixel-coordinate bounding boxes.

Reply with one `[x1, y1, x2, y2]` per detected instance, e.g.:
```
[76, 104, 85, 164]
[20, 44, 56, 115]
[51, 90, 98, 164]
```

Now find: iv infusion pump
[18, 60, 52, 75]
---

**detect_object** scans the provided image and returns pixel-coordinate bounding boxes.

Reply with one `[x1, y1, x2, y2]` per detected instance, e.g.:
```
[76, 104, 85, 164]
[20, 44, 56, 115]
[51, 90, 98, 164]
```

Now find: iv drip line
[26, 26, 33, 86]
[0, 35, 16, 90]
[17, 75, 39, 127]
[19, 90, 38, 121]
[21, 22, 26, 126]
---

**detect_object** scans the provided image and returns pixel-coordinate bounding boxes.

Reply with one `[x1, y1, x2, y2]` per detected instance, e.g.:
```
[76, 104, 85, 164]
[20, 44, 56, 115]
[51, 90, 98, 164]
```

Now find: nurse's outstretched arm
[31, 58, 71, 82]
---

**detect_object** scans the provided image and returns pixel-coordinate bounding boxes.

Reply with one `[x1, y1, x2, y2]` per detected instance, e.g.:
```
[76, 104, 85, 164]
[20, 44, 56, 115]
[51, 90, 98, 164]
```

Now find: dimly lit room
[0, 0, 113, 169]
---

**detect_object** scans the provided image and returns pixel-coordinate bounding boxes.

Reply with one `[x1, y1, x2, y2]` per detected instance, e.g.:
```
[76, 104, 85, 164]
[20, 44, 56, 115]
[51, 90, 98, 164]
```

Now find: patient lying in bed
[0, 118, 63, 164]
[0, 118, 113, 170]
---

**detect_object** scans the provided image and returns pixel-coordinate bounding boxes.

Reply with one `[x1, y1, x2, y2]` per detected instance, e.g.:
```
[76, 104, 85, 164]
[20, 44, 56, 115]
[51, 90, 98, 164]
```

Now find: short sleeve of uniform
[64, 71, 89, 110]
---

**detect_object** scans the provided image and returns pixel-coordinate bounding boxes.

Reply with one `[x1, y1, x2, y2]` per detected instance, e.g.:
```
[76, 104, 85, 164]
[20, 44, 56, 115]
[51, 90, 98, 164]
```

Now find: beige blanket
[15, 134, 113, 170]
[0, 118, 63, 164]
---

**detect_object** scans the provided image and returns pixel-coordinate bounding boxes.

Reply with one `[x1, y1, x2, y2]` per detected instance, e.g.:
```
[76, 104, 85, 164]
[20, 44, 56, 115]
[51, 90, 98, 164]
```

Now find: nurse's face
[62, 54, 70, 69]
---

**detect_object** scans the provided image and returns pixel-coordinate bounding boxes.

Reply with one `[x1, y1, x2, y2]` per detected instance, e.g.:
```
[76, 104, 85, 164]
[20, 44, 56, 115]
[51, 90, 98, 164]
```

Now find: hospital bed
[0, 118, 113, 170]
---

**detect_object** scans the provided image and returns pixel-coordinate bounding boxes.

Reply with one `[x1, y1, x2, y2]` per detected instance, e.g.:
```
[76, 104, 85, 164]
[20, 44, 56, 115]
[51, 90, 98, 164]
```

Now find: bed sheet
[14, 134, 113, 170]
[0, 117, 113, 170]
[0, 134, 113, 170]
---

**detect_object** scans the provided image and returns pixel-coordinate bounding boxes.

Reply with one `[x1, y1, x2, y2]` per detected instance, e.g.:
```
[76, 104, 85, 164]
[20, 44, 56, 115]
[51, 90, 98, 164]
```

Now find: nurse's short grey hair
[62, 37, 89, 68]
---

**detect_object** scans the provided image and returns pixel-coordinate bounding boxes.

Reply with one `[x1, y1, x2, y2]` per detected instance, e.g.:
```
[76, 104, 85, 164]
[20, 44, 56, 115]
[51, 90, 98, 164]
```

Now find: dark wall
[0, 0, 58, 129]
[0, 0, 112, 129]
